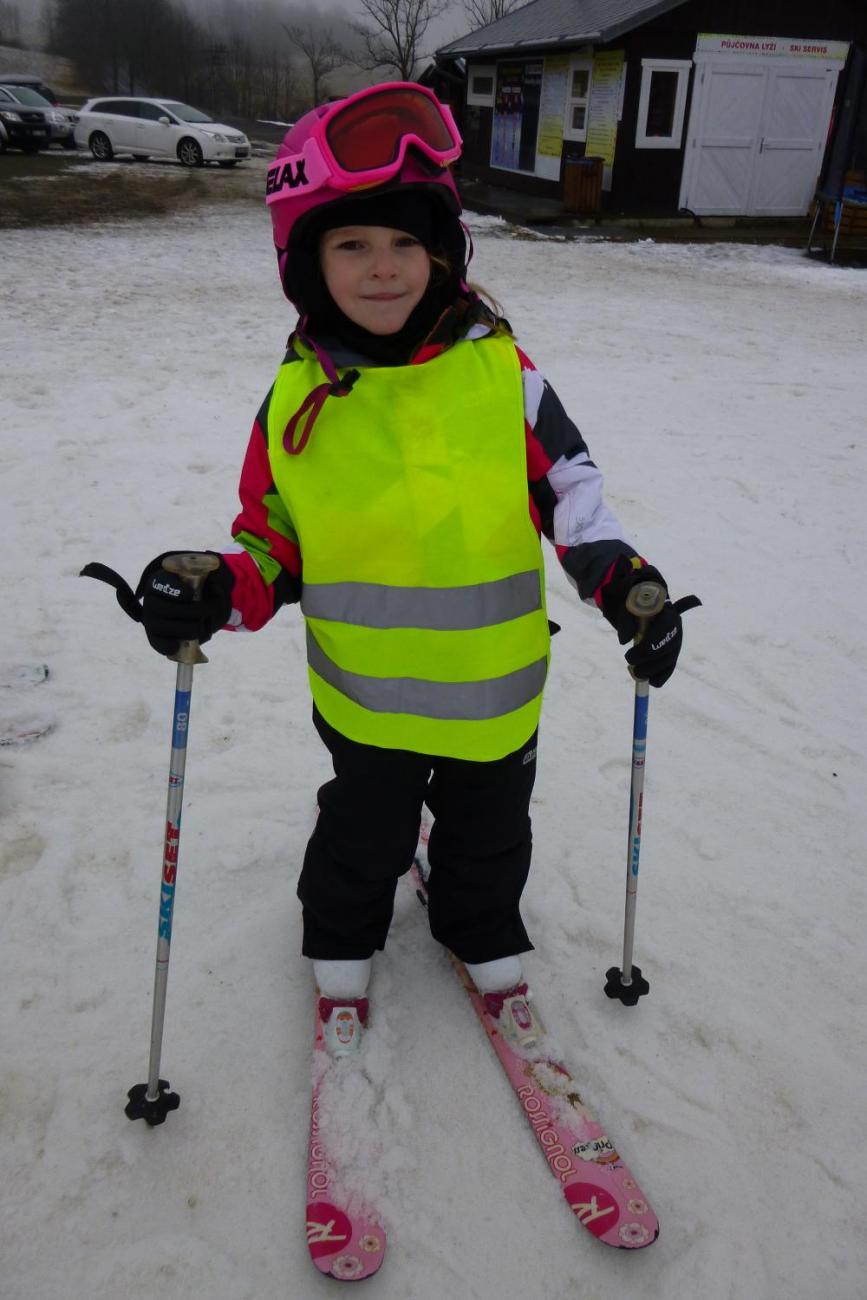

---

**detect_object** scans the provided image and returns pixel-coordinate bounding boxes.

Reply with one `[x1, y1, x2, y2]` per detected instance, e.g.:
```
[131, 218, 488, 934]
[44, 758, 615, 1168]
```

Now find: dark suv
[0, 73, 77, 148]
[0, 84, 53, 153]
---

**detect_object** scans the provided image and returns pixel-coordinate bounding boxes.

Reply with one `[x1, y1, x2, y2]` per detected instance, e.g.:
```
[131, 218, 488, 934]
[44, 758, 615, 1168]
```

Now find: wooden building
[436, 0, 867, 216]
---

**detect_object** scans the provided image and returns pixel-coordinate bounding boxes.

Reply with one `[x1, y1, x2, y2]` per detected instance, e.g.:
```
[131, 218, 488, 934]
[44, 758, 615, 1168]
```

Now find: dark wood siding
[603, 26, 697, 212]
[648, 0, 866, 44]
[460, 0, 866, 212]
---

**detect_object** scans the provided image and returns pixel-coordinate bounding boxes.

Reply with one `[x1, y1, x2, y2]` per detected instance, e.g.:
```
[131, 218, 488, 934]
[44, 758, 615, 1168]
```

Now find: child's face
[319, 225, 431, 336]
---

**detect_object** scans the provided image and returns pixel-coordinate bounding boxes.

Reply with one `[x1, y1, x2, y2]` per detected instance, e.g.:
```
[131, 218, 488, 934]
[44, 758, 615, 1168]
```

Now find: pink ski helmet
[265, 82, 465, 302]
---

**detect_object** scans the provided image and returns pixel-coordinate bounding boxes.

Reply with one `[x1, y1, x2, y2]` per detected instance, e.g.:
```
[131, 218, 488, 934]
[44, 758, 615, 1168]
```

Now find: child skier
[90, 83, 697, 1058]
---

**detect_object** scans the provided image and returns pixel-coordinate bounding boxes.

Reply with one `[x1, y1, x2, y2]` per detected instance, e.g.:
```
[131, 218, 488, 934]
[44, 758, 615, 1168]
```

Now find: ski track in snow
[1, 204, 866, 1300]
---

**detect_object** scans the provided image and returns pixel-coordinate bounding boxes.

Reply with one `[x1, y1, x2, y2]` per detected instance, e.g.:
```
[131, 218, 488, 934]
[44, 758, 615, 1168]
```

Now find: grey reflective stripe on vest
[307, 629, 547, 721]
[301, 571, 541, 630]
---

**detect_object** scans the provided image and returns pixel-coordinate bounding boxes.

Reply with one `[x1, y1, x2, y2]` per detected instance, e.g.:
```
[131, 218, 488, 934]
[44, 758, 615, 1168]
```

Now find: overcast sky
[179, 0, 472, 60]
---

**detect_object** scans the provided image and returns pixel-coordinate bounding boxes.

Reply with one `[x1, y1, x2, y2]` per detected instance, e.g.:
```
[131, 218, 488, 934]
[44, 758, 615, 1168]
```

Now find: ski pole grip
[163, 552, 221, 666]
[625, 581, 666, 681]
[625, 580, 667, 634]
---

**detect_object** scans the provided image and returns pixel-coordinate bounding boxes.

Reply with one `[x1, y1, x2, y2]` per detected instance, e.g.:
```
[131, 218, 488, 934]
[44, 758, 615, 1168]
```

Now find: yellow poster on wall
[538, 55, 569, 157]
[585, 50, 625, 170]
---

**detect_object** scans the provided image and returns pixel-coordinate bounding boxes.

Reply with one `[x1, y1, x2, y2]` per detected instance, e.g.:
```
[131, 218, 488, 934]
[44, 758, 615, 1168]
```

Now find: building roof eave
[438, 32, 601, 58]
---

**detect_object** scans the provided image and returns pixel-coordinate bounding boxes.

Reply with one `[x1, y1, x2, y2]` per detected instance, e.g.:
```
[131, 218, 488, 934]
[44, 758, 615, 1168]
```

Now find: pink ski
[306, 997, 387, 1281]
[412, 861, 659, 1250]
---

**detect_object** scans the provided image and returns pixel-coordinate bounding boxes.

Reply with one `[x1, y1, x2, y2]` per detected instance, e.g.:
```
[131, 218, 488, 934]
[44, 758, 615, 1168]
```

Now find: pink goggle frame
[266, 82, 462, 208]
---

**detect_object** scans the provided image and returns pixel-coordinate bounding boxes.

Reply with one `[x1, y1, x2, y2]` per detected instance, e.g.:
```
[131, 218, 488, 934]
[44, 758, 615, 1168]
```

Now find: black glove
[81, 552, 233, 657]
[599, 556, 701, 688]
[136, 553, 234, 655]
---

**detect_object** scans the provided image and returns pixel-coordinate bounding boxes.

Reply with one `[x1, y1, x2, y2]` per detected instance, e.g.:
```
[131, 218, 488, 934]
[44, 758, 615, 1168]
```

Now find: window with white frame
[635, 59, 691, 148]
[467, 64, 497, 107]
[562, 59, 593, 140]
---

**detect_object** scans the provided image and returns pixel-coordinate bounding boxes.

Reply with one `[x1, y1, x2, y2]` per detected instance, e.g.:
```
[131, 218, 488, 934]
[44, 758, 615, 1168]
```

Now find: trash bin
[563, 156, 603, 214]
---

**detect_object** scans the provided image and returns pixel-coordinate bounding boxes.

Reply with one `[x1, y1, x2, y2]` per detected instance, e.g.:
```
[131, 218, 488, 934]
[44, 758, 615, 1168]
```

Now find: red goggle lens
[325, 88, 457, 173]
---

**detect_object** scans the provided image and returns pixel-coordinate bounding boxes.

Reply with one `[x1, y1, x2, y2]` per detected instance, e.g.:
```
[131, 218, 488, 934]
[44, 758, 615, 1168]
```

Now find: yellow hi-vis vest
[267, 332, 550, 761]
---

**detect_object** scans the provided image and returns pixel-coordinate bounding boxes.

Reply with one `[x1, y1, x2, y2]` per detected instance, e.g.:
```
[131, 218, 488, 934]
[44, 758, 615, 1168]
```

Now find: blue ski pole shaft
[605, 580, 666, 1007]
[144, 659, 194, 1102]
[126, 552, 219, 1125]
[620, 679, 650, 988]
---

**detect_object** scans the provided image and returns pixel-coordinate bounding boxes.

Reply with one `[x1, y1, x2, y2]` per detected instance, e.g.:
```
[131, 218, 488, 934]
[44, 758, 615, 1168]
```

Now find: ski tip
[565, 1179, 659, 1249]
[0, 717, 55, 747]
[307, 1201, 386, 1281]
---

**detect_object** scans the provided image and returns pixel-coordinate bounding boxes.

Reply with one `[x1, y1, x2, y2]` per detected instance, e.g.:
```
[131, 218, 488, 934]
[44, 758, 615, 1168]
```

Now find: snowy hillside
[1, 207, 866, 1300]
[0, 44, 86, 93]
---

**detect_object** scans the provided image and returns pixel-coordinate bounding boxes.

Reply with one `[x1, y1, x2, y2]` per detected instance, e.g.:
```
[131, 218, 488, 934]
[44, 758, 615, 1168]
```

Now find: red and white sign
[697, 33, 849, 62]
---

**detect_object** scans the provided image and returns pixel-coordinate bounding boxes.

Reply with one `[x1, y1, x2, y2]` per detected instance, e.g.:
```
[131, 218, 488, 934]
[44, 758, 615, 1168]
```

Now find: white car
[74, 96, 251, 167]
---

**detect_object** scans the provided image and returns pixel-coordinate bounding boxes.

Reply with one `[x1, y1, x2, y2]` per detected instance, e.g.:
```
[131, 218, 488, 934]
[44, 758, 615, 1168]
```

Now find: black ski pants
[298, 707, 538, 965]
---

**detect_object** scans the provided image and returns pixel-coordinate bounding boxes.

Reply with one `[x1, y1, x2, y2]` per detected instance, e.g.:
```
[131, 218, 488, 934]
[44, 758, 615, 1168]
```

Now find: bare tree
[51, 0, 306, 120]
[462, 0, 522, 30]
[0, 0, 22, 46]
[283, 20, 345, 105]
[42, 0, 58, 51]
[351, 0, 449, 82]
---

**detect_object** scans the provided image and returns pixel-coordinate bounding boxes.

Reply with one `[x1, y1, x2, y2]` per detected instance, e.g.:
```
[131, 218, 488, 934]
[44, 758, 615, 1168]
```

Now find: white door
[135, 102, 171, 155]
[751, 65, 839, 215]
[106, 100, 141, 151]
[680, 57, 840, 216]
[680, 61, 767, 213]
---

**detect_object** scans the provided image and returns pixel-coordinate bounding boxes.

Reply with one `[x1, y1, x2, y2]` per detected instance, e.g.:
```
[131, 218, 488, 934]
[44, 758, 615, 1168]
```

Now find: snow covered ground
[2, 204, 866, 1300]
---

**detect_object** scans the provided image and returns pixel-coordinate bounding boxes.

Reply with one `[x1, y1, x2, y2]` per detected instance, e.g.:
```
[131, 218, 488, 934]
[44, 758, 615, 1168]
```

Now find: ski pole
[604, 579, 666, 1007]
[125, 552, 220, 1125]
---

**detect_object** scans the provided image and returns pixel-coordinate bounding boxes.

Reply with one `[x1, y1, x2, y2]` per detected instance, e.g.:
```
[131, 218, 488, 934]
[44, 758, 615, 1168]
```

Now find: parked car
[0, 84, 54, 153]
[74, 97, 251, 167]
[0, 84, 75, 148]
[0, 72, 78, 147]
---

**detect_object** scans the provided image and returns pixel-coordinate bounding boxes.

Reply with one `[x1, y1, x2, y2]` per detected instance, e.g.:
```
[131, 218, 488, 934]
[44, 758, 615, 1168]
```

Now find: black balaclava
[283, 187, 468, 365]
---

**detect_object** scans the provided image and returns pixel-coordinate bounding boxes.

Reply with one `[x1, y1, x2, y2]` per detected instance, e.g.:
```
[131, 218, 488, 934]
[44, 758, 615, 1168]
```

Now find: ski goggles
[266, 83, 462, 207]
